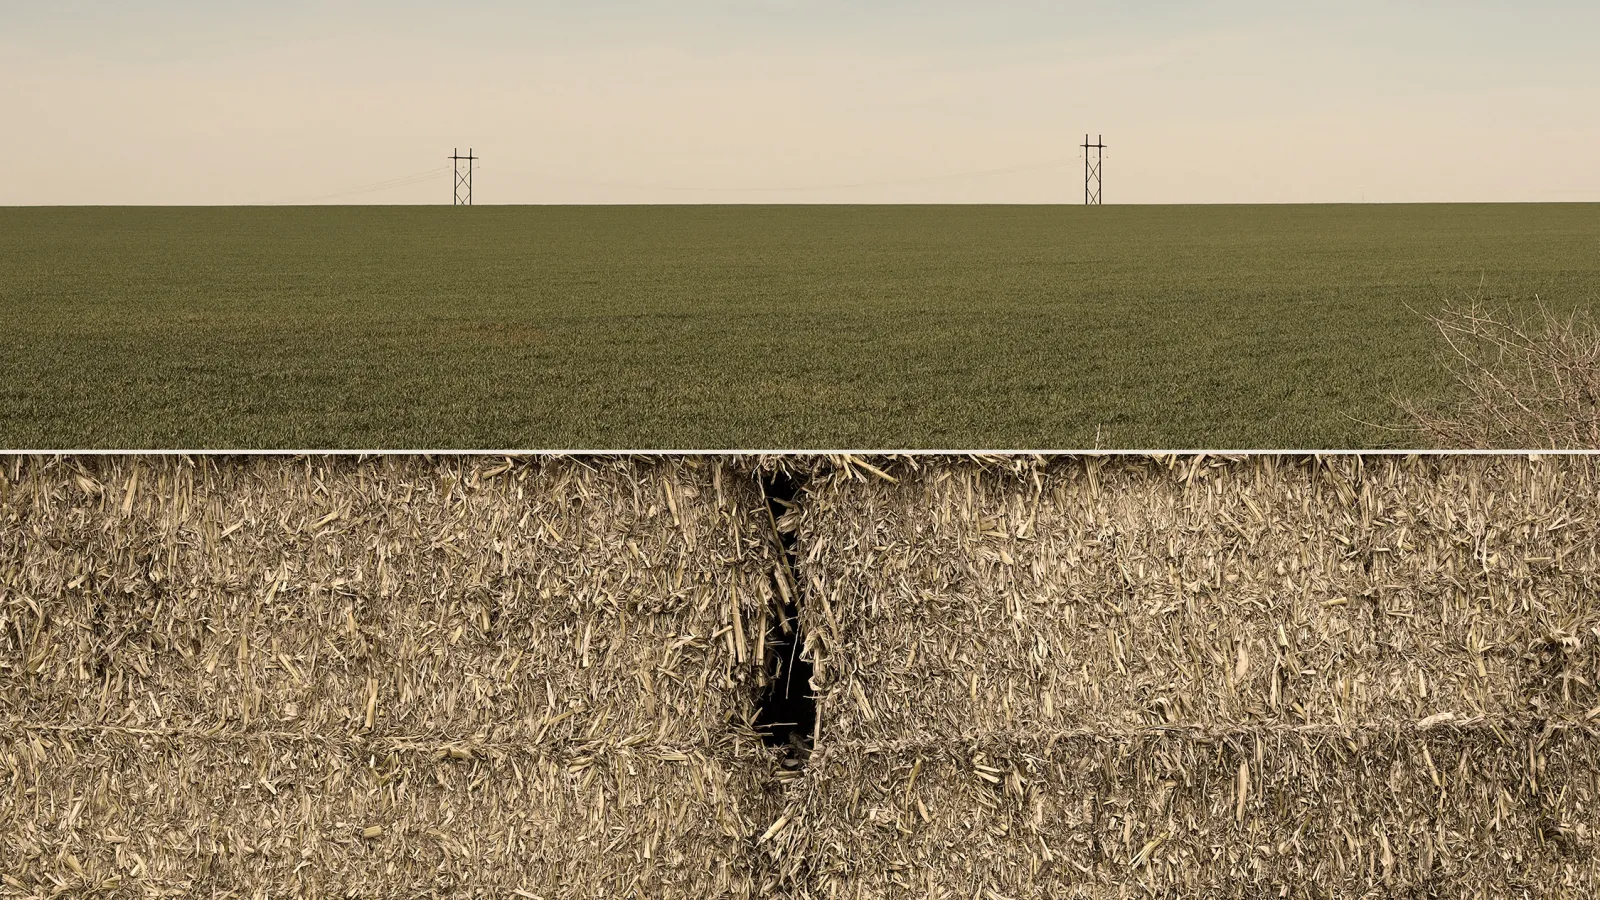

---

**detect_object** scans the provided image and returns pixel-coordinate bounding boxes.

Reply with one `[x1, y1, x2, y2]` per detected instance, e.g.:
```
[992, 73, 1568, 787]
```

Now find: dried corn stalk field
[772, 454, 1600, 898]
[3, 454, 1599, 899]
[0, 456, 785, 899]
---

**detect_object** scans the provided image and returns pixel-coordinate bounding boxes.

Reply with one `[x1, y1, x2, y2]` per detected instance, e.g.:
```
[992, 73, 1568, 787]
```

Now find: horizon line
[7, 200, 1600, 209]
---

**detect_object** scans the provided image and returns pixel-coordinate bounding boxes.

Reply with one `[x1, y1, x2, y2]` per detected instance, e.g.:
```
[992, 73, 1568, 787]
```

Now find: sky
[4, 1, 1599, 205]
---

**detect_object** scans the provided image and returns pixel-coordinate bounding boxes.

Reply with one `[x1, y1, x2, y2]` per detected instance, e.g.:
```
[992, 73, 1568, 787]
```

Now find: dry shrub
[1401, 295, 1600, 448]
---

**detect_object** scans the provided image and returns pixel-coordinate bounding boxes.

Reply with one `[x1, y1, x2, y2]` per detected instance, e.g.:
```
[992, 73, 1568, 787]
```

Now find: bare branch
[1396, 294, 1600, 449]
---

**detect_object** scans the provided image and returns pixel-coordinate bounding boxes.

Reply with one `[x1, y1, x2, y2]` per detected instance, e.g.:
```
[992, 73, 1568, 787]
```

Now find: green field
[2, 204, 1595, 449]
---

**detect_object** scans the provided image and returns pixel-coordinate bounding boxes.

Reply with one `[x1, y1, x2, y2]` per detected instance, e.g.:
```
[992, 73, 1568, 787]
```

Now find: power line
[520, 156, 1083, 194]
[275, 166, 451, 204]
[268, 148, 1096, 205]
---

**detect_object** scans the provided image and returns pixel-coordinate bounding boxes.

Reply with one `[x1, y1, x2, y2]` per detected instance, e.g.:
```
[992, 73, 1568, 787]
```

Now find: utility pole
[450, 148, 478, 205]
[1082, 134, 1105, 205]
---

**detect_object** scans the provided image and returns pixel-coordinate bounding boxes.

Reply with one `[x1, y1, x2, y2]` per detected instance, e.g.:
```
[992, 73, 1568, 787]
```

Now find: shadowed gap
[754, 470, 815, 768]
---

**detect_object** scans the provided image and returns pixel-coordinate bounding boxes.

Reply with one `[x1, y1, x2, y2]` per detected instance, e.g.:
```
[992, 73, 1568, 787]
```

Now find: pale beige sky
[4, 2, 1598, 204]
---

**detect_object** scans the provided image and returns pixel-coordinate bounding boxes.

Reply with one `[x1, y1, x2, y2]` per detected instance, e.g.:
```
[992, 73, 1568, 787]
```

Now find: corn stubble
[0, 456, 785, 899]
[767, 454, 1600, 898]
[3, 454, 1598, 898]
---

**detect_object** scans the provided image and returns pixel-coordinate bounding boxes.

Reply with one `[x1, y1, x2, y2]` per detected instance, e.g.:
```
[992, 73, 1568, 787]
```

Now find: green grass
[1, 204, 1596, 449]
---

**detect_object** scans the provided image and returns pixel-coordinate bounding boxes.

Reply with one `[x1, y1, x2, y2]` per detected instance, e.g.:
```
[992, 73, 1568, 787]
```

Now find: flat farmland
[1, 204, 1595, 449]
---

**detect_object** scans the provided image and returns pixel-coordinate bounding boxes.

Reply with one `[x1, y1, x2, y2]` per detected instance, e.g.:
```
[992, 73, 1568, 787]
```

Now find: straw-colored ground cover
[771, 454, 1600, 897]
[3, 204, 1597, 449]
[0, 456, 785, 899]
[5, 454, 1599, 898]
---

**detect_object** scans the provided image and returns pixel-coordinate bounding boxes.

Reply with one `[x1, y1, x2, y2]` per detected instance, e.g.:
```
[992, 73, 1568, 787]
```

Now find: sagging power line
[519, 156, 1083, 194]
[275, 140, 1106, 204]
[274, 166, 451, 205]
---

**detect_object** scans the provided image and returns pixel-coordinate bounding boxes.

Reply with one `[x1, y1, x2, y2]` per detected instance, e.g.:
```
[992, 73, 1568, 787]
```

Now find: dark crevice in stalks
[754, 470, 816, 770]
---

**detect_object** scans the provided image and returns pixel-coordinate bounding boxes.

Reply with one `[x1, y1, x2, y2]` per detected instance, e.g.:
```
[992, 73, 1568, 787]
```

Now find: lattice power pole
[1082, 134, 1105, 205]
[450, 148, 477, 205]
